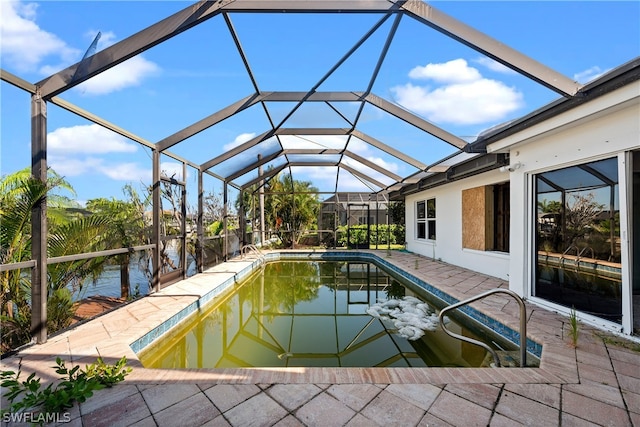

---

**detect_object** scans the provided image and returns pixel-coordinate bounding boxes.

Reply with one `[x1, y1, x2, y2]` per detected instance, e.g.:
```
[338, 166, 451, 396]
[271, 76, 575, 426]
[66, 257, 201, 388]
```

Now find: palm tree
[47, 214, 111, 330]
[0, 168, 111, 352]
[0, 167, 75, 319]
[86, 184, 151, 299]
[291, 178, 320, 244]
[0, 170, 48, 348]
[262, 173, 320, 247]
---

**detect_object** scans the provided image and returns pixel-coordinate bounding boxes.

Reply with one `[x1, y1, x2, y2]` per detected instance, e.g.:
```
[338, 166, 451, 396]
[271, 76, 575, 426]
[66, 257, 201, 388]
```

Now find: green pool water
[139, 261, 512, 368]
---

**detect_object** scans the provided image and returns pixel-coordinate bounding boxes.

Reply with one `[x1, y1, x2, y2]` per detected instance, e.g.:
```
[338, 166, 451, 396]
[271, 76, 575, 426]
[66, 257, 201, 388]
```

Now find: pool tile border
[130, 258, 264, 354]
[129, 251, 542, 360]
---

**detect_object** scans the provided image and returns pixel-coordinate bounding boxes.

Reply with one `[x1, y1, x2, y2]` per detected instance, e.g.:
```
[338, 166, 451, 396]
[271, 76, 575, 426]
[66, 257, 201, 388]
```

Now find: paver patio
[2, 250, 639, 426]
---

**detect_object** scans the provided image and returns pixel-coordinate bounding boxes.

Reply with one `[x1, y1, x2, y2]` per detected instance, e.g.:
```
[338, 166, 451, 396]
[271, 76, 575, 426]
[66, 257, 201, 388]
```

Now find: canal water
[72, 251, 196, 301]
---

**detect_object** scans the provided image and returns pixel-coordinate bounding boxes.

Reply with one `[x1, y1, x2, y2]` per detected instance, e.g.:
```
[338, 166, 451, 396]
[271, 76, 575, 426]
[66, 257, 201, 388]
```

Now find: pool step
[481, 350, 522, 367]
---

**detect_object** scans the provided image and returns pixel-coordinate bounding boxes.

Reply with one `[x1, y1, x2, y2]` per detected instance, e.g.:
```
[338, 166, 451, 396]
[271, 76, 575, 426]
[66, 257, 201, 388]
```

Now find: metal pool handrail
[241, 244, 263, 260]
[438, 288, 527, 368]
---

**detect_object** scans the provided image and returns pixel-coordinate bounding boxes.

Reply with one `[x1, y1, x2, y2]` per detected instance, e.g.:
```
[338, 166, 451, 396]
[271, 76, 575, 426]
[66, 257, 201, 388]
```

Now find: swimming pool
[138, 256, 540, 368]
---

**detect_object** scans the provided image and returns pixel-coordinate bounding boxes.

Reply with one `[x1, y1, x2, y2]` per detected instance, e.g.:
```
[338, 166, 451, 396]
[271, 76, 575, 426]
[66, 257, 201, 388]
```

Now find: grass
[568, 307, 579, 347]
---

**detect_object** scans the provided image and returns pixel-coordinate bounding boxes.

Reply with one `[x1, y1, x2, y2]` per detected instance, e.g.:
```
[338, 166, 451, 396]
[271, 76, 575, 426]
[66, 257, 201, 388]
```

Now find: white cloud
[48, 154, 153, 183]
[39, 31, 100, 77]
[337, 168, 383, 192]
[574, 66, 608, 84]
[100, 162, 150, 182]
[343, 137, 368, 154]
[160, 162, 185, 181]
[280, 135, 348, 151]
[48, 155, 104, 177]
[47, 155, 144, 181]
[279, 135, 401, 176]
[0, 0, 79, 71]
[343, 157, 396, 184]
[73, 30, 161, 95]
[48, 124, 138, 154]
[76, 56, 160, 95]
[291, 165, 370, 192]
[364, 157, 399, 174]
[0, 1, 159, 94]
[92, 30, 117, 48]
[47, 129, 182, 183]
[392, 59, 523, 125]
[226, 132, 402, 190]
[474, 57, 517, 74]
[408, 58, 481, 83]
[223, 133, 257, 151]
[287, 142, 400, 192]
[47, 124, 151, 183]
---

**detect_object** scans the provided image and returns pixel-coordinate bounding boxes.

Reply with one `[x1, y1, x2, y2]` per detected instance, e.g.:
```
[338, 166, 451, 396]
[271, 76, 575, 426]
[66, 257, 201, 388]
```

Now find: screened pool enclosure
[1, 0, 600, 345]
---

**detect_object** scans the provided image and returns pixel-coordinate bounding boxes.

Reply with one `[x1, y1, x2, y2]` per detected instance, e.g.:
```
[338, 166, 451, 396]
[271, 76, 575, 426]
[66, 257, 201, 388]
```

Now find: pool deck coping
[2, 249, 639, 426]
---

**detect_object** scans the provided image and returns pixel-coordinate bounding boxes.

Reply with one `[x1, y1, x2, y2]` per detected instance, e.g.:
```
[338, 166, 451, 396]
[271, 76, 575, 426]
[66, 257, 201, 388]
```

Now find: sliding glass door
[533, 157, 622, 324]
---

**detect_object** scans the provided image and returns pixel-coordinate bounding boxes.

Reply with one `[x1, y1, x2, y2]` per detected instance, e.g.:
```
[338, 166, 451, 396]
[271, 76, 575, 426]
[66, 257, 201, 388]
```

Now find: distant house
[316, 193, 389, 247]
[319, 193, 389, 230]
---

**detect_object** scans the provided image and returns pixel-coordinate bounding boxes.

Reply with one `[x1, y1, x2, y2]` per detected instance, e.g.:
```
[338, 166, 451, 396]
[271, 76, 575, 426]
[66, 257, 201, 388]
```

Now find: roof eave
[466, 57, 640, 153]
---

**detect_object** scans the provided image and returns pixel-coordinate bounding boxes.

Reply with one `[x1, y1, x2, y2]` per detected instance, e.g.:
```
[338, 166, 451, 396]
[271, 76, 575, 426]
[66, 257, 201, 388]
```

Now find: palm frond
[0, 177, 47, 264]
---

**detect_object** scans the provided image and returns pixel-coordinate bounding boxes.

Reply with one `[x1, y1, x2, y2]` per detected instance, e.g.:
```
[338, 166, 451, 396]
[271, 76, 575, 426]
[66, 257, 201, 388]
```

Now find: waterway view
[72, 251, 196, 301]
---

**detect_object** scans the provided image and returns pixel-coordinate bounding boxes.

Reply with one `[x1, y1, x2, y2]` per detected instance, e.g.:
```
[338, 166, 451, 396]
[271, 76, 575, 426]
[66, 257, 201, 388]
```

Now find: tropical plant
[48, 215, 111, 292]
[86, 184, 151, 299]
[387, 201, 406, 244]
[336, 224, 404, 247]
[206, 220, 224, 236]
[1, 170, 48, 324]
[0, 168, 111, 352]
[1, 356, 131, 420]
[537, 199, 563, 215]
[260, 173, 320, 247]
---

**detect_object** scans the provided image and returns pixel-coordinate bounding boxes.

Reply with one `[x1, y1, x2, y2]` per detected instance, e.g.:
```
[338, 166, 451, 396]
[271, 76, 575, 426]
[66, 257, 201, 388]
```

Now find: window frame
[531, 155, 622, 325]
[416, 198, 436, 240]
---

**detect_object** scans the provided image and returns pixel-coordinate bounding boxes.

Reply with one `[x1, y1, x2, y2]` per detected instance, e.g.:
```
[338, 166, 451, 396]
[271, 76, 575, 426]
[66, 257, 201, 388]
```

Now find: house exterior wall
[405, 82, 639, 333]
[405, 169, 511, 280]
[498, 85, 639, 334]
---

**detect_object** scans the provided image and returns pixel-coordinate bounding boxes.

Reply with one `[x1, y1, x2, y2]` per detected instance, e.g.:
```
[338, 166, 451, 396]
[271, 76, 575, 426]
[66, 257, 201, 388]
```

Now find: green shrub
[336, 224, 406, 247]
[1, 356, 131, 422]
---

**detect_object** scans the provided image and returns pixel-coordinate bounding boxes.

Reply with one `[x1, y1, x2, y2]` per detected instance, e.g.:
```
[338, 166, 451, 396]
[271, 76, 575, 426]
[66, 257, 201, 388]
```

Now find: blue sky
[1, 0, 639, 208]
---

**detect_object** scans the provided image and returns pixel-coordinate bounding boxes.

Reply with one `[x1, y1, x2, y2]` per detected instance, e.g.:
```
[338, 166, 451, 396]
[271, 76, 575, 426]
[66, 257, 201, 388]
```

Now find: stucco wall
[405, 169, 511, 280]
[405, 83, 639, 297]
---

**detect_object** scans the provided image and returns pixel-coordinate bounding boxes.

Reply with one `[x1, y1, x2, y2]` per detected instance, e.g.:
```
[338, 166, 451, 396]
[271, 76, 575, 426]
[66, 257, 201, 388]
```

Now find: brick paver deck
[2, 250, 639, 426]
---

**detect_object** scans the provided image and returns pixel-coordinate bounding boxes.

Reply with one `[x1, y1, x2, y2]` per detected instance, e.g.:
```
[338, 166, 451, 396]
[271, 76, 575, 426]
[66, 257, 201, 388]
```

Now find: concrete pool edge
[2, 250, 581, 386]
[130, 250, 543, 360]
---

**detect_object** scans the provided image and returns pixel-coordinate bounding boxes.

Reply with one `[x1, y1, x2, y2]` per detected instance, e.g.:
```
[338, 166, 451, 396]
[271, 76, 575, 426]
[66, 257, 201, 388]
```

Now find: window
[416, 199, 436, 240]
[416, 201, 426, 239]
[427, 199, 436, 239]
